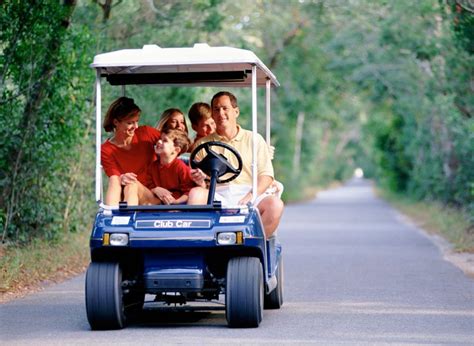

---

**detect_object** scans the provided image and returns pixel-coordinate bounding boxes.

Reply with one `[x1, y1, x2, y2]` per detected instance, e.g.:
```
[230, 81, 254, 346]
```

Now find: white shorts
[214, 181, 283, 207]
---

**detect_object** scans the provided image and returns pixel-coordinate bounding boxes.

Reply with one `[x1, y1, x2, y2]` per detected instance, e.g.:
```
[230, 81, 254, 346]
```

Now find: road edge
[394, 211, 474, 279]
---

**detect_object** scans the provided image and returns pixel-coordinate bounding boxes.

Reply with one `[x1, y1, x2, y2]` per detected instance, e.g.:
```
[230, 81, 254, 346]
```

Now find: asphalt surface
[1, 178, 473, 345]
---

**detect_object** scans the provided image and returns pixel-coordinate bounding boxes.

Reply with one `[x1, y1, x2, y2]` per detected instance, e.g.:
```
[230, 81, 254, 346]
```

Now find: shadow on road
[130, 300, 226, 328]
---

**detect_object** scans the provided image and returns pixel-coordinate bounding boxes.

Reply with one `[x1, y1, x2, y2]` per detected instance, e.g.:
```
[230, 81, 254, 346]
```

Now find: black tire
[264, 255, 284, 309]
[85, 262, 126, 330]
[226, 257, 263, 328]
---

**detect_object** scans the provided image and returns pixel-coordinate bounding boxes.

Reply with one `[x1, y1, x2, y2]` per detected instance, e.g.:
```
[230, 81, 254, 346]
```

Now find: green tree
[1, 0, 472, 244]
[1, 1, 95, 243]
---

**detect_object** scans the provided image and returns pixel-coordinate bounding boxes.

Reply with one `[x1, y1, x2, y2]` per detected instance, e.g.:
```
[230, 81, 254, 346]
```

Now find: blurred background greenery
[1, 0, 472, 244]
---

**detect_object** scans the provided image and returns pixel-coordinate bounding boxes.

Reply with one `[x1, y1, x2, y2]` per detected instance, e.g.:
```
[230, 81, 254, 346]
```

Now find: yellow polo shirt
[193, 125, 274, 185]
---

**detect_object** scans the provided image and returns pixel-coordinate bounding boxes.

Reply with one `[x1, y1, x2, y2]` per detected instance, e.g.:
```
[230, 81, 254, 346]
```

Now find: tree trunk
[293, 111, 305, 177]
[93, 0, 123, 23]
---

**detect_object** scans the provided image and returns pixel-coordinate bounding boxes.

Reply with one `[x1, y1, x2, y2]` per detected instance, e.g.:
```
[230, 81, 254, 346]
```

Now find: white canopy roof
[91, 43, 279, 87]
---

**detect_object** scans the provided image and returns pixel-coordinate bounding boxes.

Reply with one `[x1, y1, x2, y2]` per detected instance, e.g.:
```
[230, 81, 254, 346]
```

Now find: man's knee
[258, 196, 283, 237]
[258, 196, 284, 217]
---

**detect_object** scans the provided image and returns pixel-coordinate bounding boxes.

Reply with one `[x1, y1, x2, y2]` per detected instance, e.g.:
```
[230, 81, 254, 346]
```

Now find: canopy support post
[265, 79, 271, 144]
[251, 65, 258, 204]
[95, 69, 102, 203]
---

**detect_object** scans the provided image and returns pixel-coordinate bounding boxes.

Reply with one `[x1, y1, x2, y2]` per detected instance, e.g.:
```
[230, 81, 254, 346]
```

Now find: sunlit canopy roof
[91, 43, 279, 87]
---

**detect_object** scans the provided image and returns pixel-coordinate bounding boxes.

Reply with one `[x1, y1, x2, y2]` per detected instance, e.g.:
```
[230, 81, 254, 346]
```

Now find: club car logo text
[135, 219, 211, 229]
[154, 220, 191, 228]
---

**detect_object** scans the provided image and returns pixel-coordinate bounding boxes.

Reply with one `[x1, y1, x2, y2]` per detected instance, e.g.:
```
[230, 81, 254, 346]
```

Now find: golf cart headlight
[109, 233, 129, 246]
[217, 231, 243, 245]
[217, 232, 237, 245]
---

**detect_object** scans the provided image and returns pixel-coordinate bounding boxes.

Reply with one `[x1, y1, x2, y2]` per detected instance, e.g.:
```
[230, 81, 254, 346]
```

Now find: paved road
[1, 179, 473, 344]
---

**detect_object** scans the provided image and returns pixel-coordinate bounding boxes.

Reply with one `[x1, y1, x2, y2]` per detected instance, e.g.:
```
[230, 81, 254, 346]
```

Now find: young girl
[156, 108, 189, 134]
[146, 129, 195, 204]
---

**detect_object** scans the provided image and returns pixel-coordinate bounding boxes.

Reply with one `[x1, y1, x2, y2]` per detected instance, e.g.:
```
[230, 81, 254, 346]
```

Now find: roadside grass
[284, 186, 319, 203]
[284, 181, 342, 203]
[0, 231, 90, 302]
[379, 189, 474, 253]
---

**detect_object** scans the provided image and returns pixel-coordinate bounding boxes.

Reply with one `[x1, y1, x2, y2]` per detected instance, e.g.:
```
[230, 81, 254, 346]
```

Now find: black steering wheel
[190, 141, 243, 183]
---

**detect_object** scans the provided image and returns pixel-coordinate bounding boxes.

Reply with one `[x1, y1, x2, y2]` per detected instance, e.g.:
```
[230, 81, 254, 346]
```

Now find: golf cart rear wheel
[85, 262, 126, 330]
[226, 257, 263, 328]
[264, 256, 284, 309]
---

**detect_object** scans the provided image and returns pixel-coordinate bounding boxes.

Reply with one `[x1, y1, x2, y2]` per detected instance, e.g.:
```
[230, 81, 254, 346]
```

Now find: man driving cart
[188, 91, 284, 238]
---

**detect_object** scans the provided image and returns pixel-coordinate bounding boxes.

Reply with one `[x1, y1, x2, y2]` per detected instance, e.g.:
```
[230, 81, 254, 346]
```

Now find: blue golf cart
[85, 44, 283, 329]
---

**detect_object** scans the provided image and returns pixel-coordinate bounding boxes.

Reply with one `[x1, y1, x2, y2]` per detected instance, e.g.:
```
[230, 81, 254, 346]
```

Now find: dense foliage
[1, 1, 95, 243]
[1, 0, 472, 243]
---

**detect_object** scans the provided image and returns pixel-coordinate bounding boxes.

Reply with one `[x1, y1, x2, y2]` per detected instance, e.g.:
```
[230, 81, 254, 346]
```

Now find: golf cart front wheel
[85, 262, 126, 330]
[225, 257, 263, 328]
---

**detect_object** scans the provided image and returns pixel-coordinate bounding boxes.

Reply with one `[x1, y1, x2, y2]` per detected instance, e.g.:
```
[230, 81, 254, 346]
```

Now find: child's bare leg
[187, 187, 209, 205]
